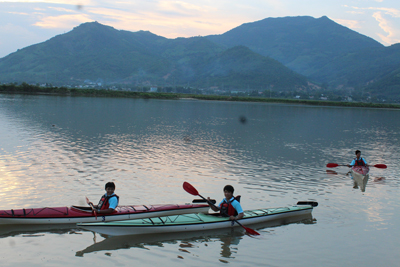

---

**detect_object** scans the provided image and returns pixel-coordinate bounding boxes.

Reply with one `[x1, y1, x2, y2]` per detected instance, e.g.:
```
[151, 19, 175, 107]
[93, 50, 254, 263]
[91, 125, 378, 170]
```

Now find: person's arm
[234, 212, 244, 220]
[230, 201, 244, 221]
[363, 158, 368, 166]
[207, 197, 220, 212]
[348, 159, 356, 167]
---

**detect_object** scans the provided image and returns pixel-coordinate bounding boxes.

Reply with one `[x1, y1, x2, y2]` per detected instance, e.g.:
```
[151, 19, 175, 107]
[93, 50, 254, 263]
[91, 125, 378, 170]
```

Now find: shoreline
[1, 87, 399, 109]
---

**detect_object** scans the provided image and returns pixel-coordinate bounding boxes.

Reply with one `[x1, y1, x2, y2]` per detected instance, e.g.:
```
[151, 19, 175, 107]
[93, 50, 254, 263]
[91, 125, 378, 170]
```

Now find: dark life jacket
[97, 194, 119, 210]
[354, 157, 366, 166]
[220, 195, 241, 217]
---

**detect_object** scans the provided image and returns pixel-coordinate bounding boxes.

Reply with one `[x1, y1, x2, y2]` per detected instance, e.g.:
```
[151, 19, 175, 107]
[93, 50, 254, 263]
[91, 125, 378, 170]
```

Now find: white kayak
[78, 202, 317, 236]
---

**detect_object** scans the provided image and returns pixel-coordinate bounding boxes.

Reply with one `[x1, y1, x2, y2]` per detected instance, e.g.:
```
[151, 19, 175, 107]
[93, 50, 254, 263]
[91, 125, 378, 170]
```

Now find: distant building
[150, 87, 158, 92]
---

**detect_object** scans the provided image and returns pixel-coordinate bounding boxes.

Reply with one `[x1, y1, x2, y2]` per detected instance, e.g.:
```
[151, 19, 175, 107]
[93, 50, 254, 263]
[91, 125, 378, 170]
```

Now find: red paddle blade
[183, 182, 199, 196]
[374, 164, 387, 169]
[243, 226, 260, 235]
[326, 163, 339, 168]
[85, 196, 90, 204]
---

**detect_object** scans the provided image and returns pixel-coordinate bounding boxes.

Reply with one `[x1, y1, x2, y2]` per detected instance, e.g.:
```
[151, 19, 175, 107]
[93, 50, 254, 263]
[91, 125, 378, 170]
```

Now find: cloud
[345, 5, 400, 45]
[0, 0, 93, 4]
[34, 14, 93, 29]
[332, 18, 361, 29]
[372, 11, 400, 44]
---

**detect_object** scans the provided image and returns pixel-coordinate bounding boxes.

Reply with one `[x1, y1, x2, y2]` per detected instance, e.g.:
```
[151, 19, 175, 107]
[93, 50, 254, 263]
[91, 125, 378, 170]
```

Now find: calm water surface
[0, 94, 399, 266]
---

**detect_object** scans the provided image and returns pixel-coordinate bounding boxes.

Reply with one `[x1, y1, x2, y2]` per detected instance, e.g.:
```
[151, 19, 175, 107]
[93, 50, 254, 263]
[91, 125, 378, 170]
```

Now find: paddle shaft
[327, 163, 387, 169]
[86, 197, 97, 219]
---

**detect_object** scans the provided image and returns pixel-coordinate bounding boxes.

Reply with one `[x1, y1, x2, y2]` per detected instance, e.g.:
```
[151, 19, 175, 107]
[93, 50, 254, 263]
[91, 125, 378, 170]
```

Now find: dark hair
[355, 150, 361, 155]
[105, 182, 116, 189]
[223, 185, 234, 193]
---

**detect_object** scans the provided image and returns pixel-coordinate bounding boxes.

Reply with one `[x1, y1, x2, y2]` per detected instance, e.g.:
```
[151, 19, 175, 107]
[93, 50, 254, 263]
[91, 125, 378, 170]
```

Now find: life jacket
[220, 195, 241, 217]
[97, 194, 119, 210]
[354, 157, 365, 166]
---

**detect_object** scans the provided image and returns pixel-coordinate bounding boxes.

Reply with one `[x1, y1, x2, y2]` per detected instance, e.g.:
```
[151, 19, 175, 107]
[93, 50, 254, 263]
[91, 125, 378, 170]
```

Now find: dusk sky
[0, 0, 399, 58]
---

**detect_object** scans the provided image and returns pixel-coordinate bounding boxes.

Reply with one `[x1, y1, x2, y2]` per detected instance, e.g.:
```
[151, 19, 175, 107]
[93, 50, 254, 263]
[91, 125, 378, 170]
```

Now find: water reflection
[75, 214, 313, 257]
[351, 174, 369, 192]
[0, 224, 78, 238]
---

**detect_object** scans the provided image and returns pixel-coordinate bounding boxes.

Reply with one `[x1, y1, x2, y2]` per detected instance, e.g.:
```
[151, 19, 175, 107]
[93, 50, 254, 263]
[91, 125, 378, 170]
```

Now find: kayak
[0, 201, 210, 225]
[351, 166, 370, 177]
[78, 201, 317, 236]
[351, 166, 370, 192]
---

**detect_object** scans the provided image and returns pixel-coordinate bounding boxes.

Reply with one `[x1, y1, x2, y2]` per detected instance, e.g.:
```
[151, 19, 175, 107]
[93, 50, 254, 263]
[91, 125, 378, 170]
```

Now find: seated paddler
[207, 185, 244, 221]
[88, 182, 119, 214]
[347, 150, 368, 167]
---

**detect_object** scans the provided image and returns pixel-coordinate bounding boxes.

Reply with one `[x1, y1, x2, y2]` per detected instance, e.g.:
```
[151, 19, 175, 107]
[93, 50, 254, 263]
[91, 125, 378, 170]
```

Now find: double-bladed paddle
[182, 182, 260, 236]
[326, 163, 387, 169]
[86, 196, 97, 220]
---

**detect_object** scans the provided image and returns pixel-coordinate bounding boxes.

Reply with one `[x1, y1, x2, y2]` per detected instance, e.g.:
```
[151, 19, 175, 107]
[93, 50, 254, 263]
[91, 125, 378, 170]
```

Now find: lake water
[0, 94, 399, 266]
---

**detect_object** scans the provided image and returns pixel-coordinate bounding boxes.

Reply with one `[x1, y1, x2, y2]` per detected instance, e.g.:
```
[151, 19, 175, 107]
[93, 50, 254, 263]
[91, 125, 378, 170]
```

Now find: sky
[0, 0, 399, 58]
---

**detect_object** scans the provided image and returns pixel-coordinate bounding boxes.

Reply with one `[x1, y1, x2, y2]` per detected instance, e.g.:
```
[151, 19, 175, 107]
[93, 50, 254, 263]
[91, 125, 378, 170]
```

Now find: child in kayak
[88, 182, 119, 214]
[207, 185, 244, 221]
[347, 150, 368, 167]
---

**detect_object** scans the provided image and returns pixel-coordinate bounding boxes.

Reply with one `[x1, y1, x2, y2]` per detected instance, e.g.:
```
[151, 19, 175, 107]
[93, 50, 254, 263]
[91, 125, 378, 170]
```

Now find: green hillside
[206, 16, 383, 77]
[0, 22, 310, 91]
[310, 43, 400, 88]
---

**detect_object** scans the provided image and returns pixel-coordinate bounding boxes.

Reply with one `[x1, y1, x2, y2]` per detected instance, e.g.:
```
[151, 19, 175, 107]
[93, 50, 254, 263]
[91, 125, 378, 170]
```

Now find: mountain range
[0, 16, 399, 96]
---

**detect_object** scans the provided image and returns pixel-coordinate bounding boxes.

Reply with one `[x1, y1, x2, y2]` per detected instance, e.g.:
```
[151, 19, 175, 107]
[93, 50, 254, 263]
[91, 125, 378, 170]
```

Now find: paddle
[86, 197, 97, 220]
[326, 163, 387, 169]
[182, 182, 260, 236]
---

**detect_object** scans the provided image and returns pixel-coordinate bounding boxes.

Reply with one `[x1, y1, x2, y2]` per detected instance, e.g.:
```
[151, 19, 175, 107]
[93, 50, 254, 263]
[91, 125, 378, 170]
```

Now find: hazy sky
[0, 0, 399, 58]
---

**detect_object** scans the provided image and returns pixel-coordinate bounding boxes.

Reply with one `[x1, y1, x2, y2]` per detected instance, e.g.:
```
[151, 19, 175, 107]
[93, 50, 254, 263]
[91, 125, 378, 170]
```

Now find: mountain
[1, 17, 399, 96]
[310, 43, 400, 89]
[206, 16, 384, 78]
[186, 45, 308, 89]
[0, 21, 310, 91]
[364, 64, 400, 98]
[0, 22, 171, 83]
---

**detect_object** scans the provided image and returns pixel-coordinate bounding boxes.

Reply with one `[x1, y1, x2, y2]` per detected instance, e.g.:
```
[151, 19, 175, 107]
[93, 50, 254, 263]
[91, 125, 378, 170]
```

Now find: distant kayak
[351, 166, 370, 192]
[351, 166, 370, 176]
[78, 202, 317, 236]
[0, 201, 210, 225]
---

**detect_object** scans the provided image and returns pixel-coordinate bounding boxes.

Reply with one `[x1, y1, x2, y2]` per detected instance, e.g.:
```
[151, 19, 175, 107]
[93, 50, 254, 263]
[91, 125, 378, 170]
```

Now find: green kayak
[78, 202, 317, 236]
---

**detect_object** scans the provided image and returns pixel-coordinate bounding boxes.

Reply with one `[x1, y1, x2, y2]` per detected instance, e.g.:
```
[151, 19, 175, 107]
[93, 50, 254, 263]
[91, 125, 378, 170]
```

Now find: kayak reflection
[75, 213, 315, 257]
[0, 223, 78, 238]
[349, 166, 370, 192]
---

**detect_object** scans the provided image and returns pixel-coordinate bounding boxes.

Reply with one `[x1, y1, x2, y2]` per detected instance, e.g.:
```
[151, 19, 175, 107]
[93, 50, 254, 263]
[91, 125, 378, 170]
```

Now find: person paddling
[347, 150, 368, 167]
[207, 185, 244, 221]
[88, 182, 119, 214]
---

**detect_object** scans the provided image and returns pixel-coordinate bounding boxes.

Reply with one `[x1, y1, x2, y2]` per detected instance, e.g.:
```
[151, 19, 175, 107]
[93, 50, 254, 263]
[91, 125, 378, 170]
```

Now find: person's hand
[229, 215, 236, 221]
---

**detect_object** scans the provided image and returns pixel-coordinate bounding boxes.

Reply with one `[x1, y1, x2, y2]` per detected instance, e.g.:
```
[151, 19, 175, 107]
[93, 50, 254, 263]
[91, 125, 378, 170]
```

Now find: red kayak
[0, 200, 211, 225]
[351, 166, 370, 176]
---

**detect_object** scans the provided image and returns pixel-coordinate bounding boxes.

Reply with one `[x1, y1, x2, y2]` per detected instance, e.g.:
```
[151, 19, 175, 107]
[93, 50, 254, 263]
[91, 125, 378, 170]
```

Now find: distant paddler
[347, 150, 368, 168]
